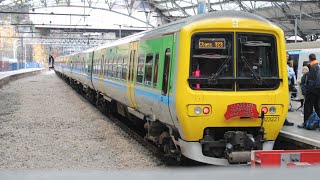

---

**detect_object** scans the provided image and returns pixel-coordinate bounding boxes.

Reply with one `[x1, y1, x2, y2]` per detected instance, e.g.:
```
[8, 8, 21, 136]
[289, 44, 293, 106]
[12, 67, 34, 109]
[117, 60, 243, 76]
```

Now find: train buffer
[251, 150, 320, 168]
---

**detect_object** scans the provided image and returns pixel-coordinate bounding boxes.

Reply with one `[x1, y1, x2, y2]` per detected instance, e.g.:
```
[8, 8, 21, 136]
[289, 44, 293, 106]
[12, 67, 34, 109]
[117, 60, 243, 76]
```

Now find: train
[54, 11, 289, 165]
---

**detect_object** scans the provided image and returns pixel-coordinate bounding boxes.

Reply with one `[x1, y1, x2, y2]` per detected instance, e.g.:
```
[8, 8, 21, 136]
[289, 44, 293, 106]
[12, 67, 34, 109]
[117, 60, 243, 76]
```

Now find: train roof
[95, 11, 272, 50]
[78, 11, 273, 53]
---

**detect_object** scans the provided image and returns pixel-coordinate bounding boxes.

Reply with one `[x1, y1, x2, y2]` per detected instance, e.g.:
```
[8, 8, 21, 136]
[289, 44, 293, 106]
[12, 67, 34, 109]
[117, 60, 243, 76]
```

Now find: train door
[157, 35, 175, 125]
[127, 41, 138, 108]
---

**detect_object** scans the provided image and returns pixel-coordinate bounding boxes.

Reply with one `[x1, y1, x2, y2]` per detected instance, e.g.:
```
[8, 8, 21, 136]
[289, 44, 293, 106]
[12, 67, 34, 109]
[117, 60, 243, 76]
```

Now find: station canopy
[1, 0, 320, 40]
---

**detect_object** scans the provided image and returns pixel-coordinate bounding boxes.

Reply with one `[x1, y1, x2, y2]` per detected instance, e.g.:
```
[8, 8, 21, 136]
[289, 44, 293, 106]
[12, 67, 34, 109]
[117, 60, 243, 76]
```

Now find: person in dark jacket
[48, 55, 54, 69]
[298, 53, 320, 128]
[296, 66, 309, 127]
[300, 66, 309, 97]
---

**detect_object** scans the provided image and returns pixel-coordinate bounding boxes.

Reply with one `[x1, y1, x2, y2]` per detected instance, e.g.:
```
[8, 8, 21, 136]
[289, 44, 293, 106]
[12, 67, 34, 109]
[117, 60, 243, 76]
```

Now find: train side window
[97, 58, 100, 75]
[144, 53, 153, 86]
[122, 56, 128, 80]
[112, 58, 117, 78]
[100, 55, 105, 76]
[136, 54, 145, 84]
[92, 58, 95, 75]
[109, 58, 114, 78]
[107, 58, 112, 77]
[92, 60, 95, 75]
[162, 49, 171, 95]
[132, 50, 136, 82]
[128, 51, 133, 81]
[116, 57, 122, 79]
[96, 58, 99, 75]
[82, 57, 85, 73]
[104, 58, 108, 77]
[153, 53, 159, 88]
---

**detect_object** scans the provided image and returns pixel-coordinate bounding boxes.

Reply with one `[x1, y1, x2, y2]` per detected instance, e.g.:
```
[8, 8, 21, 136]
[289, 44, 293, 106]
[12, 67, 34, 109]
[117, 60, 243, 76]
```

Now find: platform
[280, 100, 320, 148]
[0, 68, 44, 88]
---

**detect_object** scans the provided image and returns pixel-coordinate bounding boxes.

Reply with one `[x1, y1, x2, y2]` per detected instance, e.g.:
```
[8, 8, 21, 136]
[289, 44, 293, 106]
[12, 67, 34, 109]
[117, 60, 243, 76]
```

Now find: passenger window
[144, 53, 153, 86]
[116, 57, 122, 79]
[104, 58, 108, 77]
[109, 58, 114, 77]
[136, 54, 145, 84]
[129, 51, 133, 81]
[122, 56, 128, 80]
[162, 49, 171, 95]
[96, 58, 99, 75]
[107, 58, 112, 77]
[112, 58, 117, 78]
[132, 50, 136, 82]
[100, 55, 105, 76]
[82, 57, 85, 73]
[153, 53, 159, 88]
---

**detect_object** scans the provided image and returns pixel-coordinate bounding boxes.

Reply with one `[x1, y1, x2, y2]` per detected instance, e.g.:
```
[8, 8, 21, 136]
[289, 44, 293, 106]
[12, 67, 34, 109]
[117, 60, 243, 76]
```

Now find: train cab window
[116, 57, 122, 79]
[144, 53, 153, 86]
[162, 49, 171, 95]
[153, 53, 159, 88]
[237, 33, 279, 90]
[136, 54, 145, 84]
[189, 33, 234, 90]
[122, 56, 128, 80]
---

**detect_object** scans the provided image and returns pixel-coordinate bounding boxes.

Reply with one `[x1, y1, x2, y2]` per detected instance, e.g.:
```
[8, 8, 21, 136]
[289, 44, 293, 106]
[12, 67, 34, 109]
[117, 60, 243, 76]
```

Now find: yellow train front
[172, 12, 288, 165]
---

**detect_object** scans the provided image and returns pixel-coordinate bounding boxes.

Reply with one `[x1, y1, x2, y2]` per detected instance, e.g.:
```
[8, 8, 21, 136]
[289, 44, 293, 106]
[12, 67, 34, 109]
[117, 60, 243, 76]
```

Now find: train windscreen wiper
[240, 56, 268, 86]
[208, 56, 231, 85]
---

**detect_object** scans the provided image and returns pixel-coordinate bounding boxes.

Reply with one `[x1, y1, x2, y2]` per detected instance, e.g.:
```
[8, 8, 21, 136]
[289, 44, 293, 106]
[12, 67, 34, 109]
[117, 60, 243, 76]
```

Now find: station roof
[1, 0, 320, 40]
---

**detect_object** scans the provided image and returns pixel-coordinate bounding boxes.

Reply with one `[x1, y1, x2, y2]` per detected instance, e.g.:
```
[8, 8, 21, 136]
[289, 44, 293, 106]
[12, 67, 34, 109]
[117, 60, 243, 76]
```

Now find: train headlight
[194, 106, 202, 115]
[269, 106, 276, 114]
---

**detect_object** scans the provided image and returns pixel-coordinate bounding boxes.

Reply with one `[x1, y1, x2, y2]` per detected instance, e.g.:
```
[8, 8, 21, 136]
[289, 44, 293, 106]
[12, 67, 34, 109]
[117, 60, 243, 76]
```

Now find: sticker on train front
[224, 102, 259, 120]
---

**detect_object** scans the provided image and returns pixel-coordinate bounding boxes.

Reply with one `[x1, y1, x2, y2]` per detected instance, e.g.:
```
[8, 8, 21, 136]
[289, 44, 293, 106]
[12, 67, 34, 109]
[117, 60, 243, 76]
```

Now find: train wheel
[162, 136, 182, 165]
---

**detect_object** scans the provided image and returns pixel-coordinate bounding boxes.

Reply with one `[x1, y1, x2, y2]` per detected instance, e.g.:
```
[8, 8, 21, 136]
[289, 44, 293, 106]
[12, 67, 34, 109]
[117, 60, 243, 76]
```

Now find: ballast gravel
[0, 70, 162, 169]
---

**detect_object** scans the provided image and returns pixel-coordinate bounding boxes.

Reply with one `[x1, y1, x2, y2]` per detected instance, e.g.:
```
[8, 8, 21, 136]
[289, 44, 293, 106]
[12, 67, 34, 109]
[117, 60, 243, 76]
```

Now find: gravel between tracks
[0, 70, 162, 169]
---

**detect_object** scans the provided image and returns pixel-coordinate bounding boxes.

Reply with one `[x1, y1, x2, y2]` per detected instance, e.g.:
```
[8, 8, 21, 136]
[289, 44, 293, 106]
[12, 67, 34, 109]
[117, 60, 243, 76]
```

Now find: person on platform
[48, 55, 54, 69]
[298, 54, 320, 128]
[284, 52, 295, 126]
[296, 66, 309, 115]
